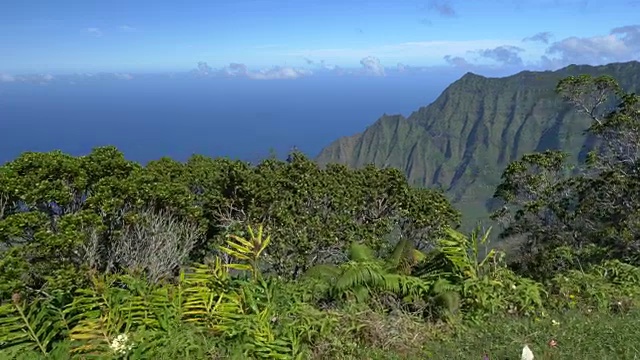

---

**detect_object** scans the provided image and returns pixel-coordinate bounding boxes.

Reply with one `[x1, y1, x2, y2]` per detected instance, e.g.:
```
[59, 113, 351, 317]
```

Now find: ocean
[0, 73, 457, 165]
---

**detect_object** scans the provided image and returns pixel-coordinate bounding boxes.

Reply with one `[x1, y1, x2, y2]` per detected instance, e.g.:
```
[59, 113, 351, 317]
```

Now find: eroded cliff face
[316, 61, 640, 228]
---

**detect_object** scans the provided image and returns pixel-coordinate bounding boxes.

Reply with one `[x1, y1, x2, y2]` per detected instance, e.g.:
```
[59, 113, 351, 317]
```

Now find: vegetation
[1, 72, 640, 359]
[316, 61, 640, 231]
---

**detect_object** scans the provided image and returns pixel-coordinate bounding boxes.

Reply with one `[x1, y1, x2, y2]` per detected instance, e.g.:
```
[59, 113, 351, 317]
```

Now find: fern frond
[348, 242, 375, 262]
[437, 228, 477, 278]
[148, 286, 177, 332]
[303, 264, 341, 281]
[387, 238, 427, 274]
[64, 285, 116, 355]
[0, 297, 66, 356]
[179, 263, 243, 332]
[414, 249, 456, 280]
[221, 224, 272, 280]
[334, 261, 384, 294]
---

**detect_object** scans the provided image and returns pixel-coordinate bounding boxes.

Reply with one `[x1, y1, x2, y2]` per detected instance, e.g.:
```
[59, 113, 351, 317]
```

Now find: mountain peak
[317, 61, 640, 230]
[460, 72, 485, 80]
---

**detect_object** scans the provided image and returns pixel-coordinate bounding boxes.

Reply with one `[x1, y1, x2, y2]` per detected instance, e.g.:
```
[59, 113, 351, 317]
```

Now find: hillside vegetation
[0, 73, 640, 359]
[316, 61, 640, 230]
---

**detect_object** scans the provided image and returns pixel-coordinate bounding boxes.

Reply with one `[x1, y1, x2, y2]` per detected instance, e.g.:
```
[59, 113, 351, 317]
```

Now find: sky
[1, 0, 640, 166]
[1, 0, 640, 77]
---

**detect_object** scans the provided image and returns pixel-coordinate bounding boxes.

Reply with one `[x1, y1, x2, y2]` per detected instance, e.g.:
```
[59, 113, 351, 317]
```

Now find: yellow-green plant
[436, 225, 496, 280]
[217, 226, 308, 359]
[230, 281, 302, 359]
[219, 224, 271, 281]
[64, 274, 166, 355]
[179, 260, 243, 333]
[0, 293, 68, 357]
[0, 232, 288, 359]
[61, 261, 243, 356]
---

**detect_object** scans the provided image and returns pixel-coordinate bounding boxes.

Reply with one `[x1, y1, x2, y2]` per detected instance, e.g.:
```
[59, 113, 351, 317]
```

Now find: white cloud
[359, 56, 386, 76]
[288, 25, 639, 73]
[477, 45, 525, 66]
[221, 63, 247, 77]
[286, 39, 521, 64]
[114, 73, 133, 80]
[544, 25, 640, 67]
[439, 24, 640, 71]
[7, 74, 56, 84]
[249, 66, 311, 80]
[86, 27, 103, 37]
[118, 25, 136, 32]
[193, 62, 311, 80]
[523, 31, 553, 44]
[611, 25, 640, 46]
[319, 60, 336, 70]
[443, 55, 472, 68]
[0, 74, 15, 82]
[195, 61, 213, 75]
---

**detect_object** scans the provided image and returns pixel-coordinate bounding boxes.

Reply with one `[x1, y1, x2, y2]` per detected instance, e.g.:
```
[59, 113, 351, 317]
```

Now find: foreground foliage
[2, 73, 640, 358]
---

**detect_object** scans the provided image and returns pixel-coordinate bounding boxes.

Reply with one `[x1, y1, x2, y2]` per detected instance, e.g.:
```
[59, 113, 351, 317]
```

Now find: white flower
[110, 333, 134, 355]
[551, 319, 560, 326]
[521, 344, 535, 360]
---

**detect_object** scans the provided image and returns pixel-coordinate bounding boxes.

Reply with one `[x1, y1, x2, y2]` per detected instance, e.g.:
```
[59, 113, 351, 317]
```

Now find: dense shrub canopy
[0, 147, 460, 298]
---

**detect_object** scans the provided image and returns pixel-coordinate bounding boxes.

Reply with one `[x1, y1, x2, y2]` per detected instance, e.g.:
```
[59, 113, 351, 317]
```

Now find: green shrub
[547, 259, 640, 313]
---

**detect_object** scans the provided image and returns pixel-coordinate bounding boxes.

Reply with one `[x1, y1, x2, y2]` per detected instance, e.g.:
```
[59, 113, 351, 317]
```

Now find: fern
[220, 224, 271, 281]
[232, 279, 302, 359]
[387, 238, 426, 275]
[348, 242, 376, 262]
[148, 286, 178, 332]
[0, 295, 67, 356]
[64, 274, 170, 356]
[414, 249, 455, 280]
[309, 255, 431, 304]
[64, 283, 123, 355]
[435, 226, 495, 280]
[179, 262, 243, 333]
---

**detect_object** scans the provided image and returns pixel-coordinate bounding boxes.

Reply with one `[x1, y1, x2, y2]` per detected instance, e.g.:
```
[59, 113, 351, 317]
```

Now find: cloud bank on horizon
[1, 0, 639, 81]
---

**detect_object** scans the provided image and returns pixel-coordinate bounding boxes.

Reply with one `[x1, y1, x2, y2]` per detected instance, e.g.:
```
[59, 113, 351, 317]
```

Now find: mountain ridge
[316, 61, 640, 229]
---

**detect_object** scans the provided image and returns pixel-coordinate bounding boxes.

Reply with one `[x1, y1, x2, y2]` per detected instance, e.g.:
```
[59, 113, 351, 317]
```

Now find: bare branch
[81, 225, 103, 271]
[0, 194, 9, 220]
[105, 208, 203, 283]
[213, 201, 248, 231]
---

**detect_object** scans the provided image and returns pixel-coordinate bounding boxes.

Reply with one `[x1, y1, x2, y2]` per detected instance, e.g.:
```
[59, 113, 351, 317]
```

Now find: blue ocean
[0, 73, 458, 165]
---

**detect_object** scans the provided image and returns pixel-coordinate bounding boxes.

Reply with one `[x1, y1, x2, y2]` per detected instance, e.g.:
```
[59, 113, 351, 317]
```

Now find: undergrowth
[1, 225, 640, 359]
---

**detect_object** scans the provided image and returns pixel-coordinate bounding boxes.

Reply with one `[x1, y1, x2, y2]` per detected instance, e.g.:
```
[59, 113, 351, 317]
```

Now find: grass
[420, 309, 640, 360]
[209, 308, 640, 360]
[5, 306, 640, 359]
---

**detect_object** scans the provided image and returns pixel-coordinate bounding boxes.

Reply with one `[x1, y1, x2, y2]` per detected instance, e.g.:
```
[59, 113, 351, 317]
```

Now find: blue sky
[1, 0, 639, 76]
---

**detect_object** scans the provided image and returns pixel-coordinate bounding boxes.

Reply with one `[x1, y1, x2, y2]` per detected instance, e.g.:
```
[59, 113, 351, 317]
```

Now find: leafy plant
[305, 241, 431, 305]
[219, 224, 271, 281]
[0, 293, 68, 357]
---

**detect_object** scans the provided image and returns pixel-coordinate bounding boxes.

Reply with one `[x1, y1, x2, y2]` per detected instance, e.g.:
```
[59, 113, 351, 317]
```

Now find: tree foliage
[0, 146, 459, 299]
[492, 74, 640, 276]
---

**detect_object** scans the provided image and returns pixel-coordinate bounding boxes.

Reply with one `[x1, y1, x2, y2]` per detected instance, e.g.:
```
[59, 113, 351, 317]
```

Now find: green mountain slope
[316, 61, 640, 230]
